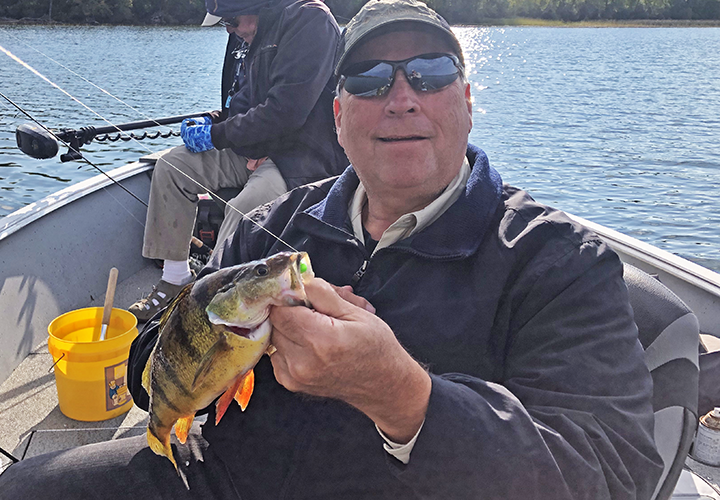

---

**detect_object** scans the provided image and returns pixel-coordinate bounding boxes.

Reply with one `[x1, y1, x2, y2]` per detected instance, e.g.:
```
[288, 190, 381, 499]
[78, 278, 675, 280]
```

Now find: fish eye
[255, 264, 269, 276]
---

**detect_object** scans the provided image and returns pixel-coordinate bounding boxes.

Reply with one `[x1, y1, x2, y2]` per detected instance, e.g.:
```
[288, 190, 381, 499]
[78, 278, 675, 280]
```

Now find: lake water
[1, 25, 719, 272]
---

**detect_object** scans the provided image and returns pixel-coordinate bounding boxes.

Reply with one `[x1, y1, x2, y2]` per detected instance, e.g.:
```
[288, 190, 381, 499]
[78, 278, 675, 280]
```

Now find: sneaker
[128, 277, 192, 322]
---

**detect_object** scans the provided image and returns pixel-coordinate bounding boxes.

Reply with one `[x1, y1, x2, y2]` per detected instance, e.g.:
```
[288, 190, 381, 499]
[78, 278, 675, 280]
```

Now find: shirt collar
[302, 144, 503, 260]
[349, 157, 471, 255]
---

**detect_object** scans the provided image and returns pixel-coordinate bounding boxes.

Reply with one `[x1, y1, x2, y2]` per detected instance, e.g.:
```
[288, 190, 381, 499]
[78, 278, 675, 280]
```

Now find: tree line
[1, 0, 718, 25]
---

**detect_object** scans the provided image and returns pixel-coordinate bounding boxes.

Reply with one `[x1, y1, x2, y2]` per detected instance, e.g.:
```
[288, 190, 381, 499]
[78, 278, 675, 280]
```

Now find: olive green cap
[336, 0, 464, 76]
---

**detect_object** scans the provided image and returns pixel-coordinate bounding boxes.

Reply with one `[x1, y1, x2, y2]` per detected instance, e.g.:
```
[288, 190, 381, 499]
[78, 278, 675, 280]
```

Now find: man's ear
[333, 96, 344, 148]
[465, 83, 473, 132]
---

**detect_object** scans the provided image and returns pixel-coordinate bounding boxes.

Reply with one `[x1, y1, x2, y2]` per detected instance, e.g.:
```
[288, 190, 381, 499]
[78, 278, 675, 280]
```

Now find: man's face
[334, 30, 472, 205]
[225, 15, 260, 44]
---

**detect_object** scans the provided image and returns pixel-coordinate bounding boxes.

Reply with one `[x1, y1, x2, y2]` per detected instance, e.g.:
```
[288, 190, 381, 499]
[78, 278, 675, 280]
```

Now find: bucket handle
[48, 352, 65, 373]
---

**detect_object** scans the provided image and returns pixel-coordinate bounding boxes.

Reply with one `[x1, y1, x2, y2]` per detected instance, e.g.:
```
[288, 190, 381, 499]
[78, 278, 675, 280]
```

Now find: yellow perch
[142, 252, 314, 469]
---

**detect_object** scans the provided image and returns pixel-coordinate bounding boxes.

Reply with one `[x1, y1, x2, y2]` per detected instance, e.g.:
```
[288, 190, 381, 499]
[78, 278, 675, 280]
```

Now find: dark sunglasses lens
[405, 56, 460, 91]
[342, 62, 394, 96]
[342, 55, 459, 96]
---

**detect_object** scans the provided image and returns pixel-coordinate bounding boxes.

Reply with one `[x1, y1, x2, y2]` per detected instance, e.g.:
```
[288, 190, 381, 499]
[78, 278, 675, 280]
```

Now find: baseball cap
[201, 0, 276, 25]
[202, 13, 222, 26]
[336, 0, 464, 76]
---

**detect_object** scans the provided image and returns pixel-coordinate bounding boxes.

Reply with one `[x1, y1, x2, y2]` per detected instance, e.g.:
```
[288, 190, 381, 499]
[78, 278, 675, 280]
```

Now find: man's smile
[377, 135, 429, 142]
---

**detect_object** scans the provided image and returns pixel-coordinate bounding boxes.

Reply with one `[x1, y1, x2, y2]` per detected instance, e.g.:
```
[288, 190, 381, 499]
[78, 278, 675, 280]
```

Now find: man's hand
[205, 110, 223, 123]
[246, 156, 268, 171]
[181, 116, 214, 153]
[269, 278, 431, 443]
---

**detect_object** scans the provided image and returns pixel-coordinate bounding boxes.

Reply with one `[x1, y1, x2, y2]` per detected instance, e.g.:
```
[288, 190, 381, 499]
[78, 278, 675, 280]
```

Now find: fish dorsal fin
[142, 283, 193, 393]
[141, 356, 152, 393]
[159, 281, 194, 325]
[191, 333, 232, 391]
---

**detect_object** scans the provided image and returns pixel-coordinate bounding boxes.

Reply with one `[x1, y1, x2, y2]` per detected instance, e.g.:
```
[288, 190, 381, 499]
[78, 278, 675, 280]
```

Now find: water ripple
[1, 25, 719, 272]
[459, 26, 720, 271]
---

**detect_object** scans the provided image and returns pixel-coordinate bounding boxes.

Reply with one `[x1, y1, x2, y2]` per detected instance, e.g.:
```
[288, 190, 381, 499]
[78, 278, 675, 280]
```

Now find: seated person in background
[0, 1, 663, 498]
[129, 0, 348, 321]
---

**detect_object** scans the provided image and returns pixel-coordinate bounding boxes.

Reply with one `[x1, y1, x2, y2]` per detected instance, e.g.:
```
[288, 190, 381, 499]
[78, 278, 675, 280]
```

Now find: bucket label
[105, 360, 132, 411]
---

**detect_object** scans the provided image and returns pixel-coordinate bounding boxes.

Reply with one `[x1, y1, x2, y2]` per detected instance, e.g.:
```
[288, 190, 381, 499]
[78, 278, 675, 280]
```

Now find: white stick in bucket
[100, 267, 119, 341]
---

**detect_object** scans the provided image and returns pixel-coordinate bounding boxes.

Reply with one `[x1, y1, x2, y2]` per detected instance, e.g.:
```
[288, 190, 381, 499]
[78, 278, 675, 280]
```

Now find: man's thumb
[304, 279, 361, 319]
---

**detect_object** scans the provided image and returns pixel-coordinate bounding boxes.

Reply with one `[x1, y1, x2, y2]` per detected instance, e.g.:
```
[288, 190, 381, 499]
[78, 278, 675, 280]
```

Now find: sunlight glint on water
[1, 25, 719, 271]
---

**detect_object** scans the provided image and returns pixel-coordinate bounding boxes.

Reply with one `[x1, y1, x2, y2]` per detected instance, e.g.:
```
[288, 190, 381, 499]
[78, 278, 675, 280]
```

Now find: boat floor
[1, 263, 719, 498]
[0, 262, 161, 472]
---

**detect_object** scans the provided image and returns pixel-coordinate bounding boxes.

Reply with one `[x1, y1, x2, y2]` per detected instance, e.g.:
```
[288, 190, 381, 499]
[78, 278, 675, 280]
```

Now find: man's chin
[375, 141, 433, 162]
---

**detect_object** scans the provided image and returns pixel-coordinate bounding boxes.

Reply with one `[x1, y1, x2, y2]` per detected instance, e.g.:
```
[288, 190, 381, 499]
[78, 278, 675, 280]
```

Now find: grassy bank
[2, 16, 720, 27]
[468, 17, 720, 27]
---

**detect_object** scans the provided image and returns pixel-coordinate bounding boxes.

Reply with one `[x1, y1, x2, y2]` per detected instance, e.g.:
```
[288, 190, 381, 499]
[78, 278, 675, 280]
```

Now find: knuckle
[288, 360, 313, 385]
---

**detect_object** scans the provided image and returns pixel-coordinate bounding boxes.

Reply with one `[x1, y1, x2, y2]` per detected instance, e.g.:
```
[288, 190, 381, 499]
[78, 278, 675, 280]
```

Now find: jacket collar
[249, 0, 290, 52]
[298, 144, 503, 258]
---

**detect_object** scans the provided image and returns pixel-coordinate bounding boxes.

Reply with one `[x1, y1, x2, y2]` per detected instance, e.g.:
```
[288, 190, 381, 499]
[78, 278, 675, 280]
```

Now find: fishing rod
[1, 40, 207, 162]
[15, 113, 211, 162]
[1, 44, 298, 252]
[4, 89, 298, 251]
[1, 90, 149, 208]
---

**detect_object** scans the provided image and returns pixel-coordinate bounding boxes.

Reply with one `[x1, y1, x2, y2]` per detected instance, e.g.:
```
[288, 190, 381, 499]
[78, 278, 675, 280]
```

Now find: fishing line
[5, 34, 175, 133]
[0, 43, 143, 137]
[1, 44, 299, 253]
[2, 90, 147, 230]
[0, 89, 149, 208]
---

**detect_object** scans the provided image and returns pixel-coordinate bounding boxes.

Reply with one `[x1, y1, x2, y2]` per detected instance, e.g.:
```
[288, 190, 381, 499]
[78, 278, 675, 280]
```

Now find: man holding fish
[0, 0, 663, 498]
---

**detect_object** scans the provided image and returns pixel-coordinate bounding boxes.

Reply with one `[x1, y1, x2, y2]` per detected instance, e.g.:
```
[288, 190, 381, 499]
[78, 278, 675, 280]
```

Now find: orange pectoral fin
[174, 415, 194, 444]
[214, 370, 256, 425]
[234, 369, 255, 412]
[215, 375, 244, 425]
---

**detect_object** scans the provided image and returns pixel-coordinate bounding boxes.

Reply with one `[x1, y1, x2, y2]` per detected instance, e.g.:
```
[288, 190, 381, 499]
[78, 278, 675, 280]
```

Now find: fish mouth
[277, 253, 313, 307]
[221, 318, 271, 341]
[205, 252, 314, 335]
[224, 324, 253, 338]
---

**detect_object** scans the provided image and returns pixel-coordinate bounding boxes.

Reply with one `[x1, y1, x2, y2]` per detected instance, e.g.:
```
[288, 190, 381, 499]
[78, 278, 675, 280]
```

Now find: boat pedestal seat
[623, 264, 700, 500]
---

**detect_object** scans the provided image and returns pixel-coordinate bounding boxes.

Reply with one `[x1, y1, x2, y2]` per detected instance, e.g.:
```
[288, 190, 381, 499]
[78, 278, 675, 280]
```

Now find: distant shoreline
[481, 17, 720, 27]
[2, 16, 720, 27]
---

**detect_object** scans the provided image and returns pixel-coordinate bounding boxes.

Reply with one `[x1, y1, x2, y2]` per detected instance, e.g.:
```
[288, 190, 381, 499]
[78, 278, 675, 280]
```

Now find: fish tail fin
[147, 425, 177, 472]
[174, 415, 195, 444]
[234, 369, 255, 412]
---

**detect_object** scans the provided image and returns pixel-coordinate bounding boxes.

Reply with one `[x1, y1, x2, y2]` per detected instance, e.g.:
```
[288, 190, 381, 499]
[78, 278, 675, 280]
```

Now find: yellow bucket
[47, 307, 138, 421]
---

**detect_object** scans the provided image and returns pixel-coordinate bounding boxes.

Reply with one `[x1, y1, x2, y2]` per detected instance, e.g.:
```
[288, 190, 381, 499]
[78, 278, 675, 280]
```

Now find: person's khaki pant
[142, 146, 287, 261]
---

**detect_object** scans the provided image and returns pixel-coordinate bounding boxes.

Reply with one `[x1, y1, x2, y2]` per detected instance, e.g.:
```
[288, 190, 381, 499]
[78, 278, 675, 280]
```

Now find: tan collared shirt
[349, 157, 471, 254]
[346, 157, 471, 464]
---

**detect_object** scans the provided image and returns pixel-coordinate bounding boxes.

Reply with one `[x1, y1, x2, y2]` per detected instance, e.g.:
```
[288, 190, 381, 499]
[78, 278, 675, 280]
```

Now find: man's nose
[384, 71, 419, 116]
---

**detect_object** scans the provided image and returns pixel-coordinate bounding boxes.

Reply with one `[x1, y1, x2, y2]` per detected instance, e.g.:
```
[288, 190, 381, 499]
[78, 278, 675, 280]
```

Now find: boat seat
[623, 263, 700, 500]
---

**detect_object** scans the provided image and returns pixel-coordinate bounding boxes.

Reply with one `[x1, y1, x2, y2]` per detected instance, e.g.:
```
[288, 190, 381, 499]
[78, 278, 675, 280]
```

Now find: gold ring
[266, 344, 277, 356]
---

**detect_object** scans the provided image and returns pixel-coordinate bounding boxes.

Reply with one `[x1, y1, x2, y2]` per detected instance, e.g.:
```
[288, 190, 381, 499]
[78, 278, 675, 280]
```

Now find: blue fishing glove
[181, 116, 214, 153]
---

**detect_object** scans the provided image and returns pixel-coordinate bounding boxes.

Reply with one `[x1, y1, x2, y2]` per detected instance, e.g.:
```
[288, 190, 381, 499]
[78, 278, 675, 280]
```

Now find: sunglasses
[339, 53, 462, 97]
[219, 17, 239, 28]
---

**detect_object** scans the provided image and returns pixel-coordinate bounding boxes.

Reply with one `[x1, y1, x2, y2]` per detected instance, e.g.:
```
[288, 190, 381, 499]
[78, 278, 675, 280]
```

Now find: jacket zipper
[351, 260, 368, 286]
